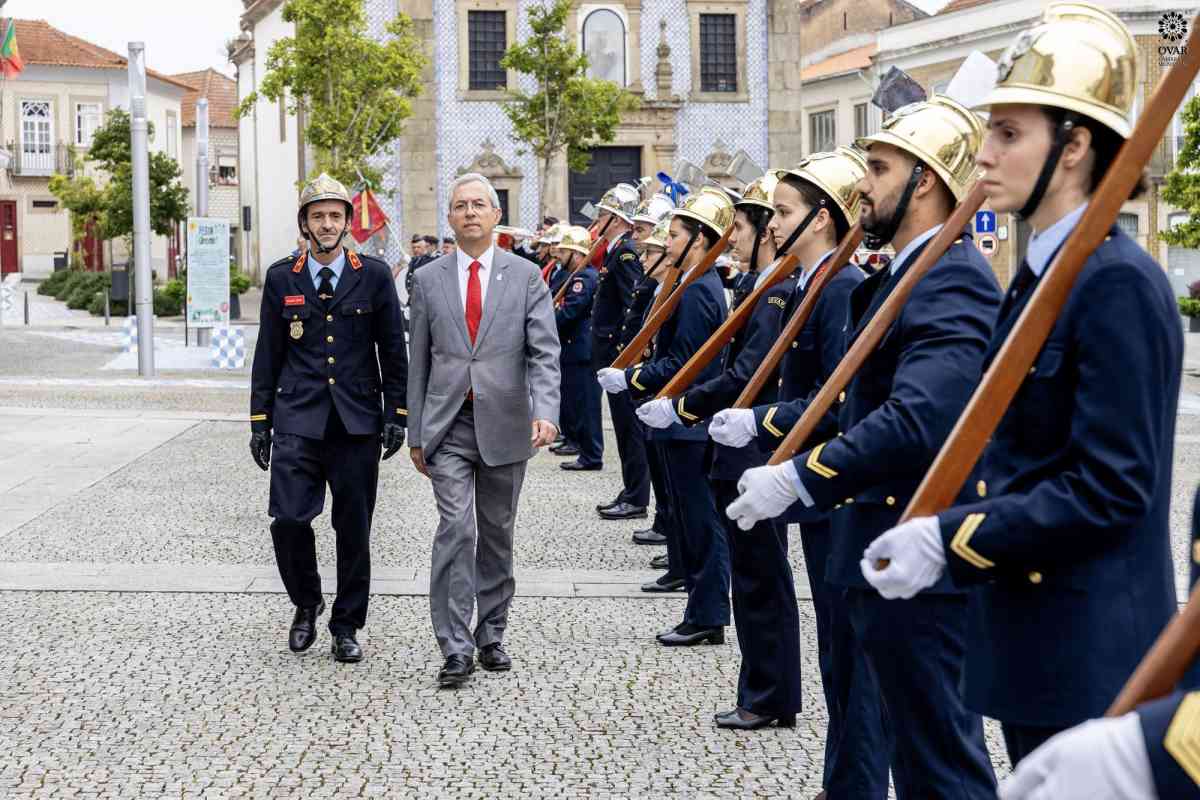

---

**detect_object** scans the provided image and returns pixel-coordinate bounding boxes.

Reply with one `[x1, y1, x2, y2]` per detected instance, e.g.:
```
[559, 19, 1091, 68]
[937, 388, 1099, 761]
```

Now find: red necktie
[465, 260, 483, 344]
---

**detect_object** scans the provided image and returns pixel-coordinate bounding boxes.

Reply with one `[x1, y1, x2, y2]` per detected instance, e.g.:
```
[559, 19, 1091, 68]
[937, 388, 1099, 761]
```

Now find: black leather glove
[381, 423, 405, 461]
[250, 430, 272, 471]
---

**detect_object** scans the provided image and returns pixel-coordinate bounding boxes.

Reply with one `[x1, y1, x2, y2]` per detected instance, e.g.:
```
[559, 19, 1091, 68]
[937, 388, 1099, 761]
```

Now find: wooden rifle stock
[734, 225, 865, 408]
[610, 226, 734, 369]
[885, 14, 1200, 715]
[655, 254, 800, 399]
[766, 183, 987, 467]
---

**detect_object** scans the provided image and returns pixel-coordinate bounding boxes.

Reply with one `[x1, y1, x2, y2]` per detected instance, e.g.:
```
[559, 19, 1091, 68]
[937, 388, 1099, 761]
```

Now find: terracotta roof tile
[800, 43, 877, 83]
[171, 69, 238, 128]
[11, 19, 192, 90]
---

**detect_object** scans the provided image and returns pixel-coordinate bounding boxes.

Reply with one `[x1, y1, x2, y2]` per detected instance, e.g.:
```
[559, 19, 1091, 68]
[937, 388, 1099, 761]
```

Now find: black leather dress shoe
[288, 600, 325, 652]
[657, 624, 724, 646]
[650, 553, 669, 570]
[438, 654, 475, 687]
[550, 443, 580, 456]
[714, 707, 795, 730]
[632, 528, 667, 545]
[596, 497, 622, 513]
[598, 502, 648, 520]
[478, 643, 512, 672]
[331, 633, 363, 663]
[641, 574, 685, 593]
[561, 460, 602, 471]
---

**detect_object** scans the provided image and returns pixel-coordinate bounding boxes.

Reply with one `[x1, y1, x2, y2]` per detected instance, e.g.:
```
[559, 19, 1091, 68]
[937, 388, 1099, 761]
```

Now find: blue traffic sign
[975, 210, 996, 234]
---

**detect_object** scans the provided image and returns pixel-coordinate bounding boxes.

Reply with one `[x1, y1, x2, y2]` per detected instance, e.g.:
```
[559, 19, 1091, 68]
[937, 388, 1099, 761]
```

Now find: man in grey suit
[407, 172, 561, 688]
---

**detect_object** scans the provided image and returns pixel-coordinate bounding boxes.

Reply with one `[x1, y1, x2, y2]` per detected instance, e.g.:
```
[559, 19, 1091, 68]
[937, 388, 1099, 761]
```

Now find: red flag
[0, 20, 23, 80]
[350, 188, 387, 244]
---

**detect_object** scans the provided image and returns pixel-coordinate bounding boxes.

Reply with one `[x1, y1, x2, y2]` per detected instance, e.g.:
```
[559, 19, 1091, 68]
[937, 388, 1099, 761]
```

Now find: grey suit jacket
[407, 248, 561, 466]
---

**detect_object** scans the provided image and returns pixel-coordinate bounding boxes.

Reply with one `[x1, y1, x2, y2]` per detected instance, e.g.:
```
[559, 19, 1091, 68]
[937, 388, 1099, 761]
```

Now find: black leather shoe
[288, 600, 325, 652]
[598, 502, 648, 520]
[550, 443, 580, 456]
[438, 654, 475, 688]
[478, 643, 512, 672]
[596, 497, 623, 512]
[561, 460, 602, 471]
[714, 707, 795, 730]
[657, 624, 724, 646]
[331, 633, 363, 663]
[650, 553, 669, 570]
[641, 574, 685, 593]
[632, 528, 667, 545]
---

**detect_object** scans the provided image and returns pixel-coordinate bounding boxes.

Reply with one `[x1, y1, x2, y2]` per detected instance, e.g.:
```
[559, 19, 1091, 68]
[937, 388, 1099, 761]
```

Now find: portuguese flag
[0, 20, 22, 79]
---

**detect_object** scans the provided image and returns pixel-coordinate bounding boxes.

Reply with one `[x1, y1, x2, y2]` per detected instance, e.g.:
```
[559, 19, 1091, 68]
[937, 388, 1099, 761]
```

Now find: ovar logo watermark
[1160, 11, 1188, 68]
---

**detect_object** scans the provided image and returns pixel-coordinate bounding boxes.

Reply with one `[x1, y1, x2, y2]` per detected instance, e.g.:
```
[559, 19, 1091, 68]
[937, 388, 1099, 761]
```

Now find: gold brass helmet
[597, 183, 641, 223]
[672, 185, 736, 239]
[633, 193, 676, 226]
[298, 172, 353, 212]
[642, 216, 671, 252]
[976, 1, 1137, 138]
[558, 225, 592, 257]
[538, 222, 565, 245]
[855, 96, 984, 202]
[736, 172, 780, 213]
[775, 146, 868, 225]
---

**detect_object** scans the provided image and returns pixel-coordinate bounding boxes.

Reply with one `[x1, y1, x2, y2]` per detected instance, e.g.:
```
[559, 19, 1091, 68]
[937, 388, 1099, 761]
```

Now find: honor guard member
[638, 173, 803, 727]
[627, 196, 679, 553]
[539, 222, 567, 288]
[599, 189, 733, 643]
[554, 226, 604, 472]
[711, 149, 890, 797]
[250, 173, 408, 663]
[590, 183, 651, 520]
[726, 96, 1001, 798]
[863, 1, 1184, 771]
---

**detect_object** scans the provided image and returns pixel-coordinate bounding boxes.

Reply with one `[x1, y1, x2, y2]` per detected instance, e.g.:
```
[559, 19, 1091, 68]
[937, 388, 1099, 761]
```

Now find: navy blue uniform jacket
[251, 250, 408, 439]
[624, 266, 727, 442]
[591, 233, 643, 366]
[934, 227, 1182, 727]
[556, 266, 599, 365]
[786, 236, 1000, 589]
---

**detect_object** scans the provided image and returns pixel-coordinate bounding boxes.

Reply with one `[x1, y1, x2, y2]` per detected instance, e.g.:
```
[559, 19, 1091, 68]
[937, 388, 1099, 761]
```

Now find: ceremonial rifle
[610, 227, 732, 370]
[733, 224, 864, 408]
[765, 183, 987, 466]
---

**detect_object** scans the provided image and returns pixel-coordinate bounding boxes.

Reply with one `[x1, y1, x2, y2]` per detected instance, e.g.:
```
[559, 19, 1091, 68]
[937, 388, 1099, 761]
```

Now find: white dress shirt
[456, 245, 495, 312]
[1027, 203, 1088, 278]
[796, 248, 836, 293]
[889, 225, 943, 275]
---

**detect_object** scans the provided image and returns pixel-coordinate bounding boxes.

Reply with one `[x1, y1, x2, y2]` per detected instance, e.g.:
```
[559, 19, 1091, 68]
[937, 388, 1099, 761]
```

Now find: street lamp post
[128, 42, 155, 377]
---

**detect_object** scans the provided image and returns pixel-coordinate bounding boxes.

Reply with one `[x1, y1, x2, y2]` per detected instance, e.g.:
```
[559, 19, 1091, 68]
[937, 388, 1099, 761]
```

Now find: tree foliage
[235, 0, 426, 189]
[1164, 95, 1200, 249]
[500, 0, 639, 217]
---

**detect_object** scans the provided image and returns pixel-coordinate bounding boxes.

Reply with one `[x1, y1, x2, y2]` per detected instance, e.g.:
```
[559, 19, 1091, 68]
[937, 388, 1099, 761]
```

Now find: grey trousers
[427, 406, 527, 658]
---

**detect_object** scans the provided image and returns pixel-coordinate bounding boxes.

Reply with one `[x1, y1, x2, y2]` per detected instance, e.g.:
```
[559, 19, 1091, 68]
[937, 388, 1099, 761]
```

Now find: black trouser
[661, 439, 729, 627]
[1002, 723, 1065, 768]
[646, 438, 674, 539]
[606, 391, 650, 507]
[561, 362, 603, 466]
[268, 408, 380, 634]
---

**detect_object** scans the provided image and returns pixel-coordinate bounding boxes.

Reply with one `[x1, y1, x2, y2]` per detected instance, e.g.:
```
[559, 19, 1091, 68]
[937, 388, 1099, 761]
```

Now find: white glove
[709, 408, 757, 448]
[860, 516, 947, 600]
[636, 398, 680, 429]
[597, 367, 628, 394]
[726, 462, 803, 531]
[998, 713, 1156, 800]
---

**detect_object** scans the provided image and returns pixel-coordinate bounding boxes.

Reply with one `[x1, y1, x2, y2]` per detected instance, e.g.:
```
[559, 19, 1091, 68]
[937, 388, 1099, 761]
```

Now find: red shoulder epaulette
[348, 251, 363, 271]
[291, 252, 306, 273]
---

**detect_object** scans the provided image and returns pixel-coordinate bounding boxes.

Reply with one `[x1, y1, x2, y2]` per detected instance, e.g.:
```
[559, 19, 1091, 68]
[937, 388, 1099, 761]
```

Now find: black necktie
[317, 267, 335, 305]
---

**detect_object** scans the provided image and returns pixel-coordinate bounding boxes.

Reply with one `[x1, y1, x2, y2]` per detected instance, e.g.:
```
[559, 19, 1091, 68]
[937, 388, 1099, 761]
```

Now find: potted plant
[1182, 280, 1200, 333]
[229, 264, 252, 320]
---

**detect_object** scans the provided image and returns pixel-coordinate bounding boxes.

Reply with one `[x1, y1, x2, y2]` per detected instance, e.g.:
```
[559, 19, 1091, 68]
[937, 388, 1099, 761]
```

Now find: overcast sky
[13, 0, 245, 77]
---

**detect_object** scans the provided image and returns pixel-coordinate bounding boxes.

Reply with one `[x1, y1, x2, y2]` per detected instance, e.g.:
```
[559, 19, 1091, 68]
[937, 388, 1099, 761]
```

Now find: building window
[75, 102, 102, 147]
[496, 188, 510, 226]
[31, 199, 58, 210]
[854, 103, 870, 140]
[165, 111, 177, 158]
[468, 10, 507, 91]
[217, 155, 238, 186]
[20, 100, 53, 172]
[810, 109, 835, 153]
[583, 9, 626, 86]
[698, 14, 737, 93]
[1117, 212, 1139, 239]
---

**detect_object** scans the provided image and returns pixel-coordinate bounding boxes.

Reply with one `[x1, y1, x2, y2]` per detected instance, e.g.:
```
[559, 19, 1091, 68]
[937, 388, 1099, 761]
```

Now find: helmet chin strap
[303, 222, 349, 256]
[776, 203, 823, 261]
[862, 164, 924, 251]
[1016, 113, 1079, 220]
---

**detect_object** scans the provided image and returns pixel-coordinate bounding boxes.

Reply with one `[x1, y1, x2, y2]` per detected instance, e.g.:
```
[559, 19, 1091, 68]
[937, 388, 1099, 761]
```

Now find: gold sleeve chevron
[630, 369, 645, 391]
[805, 442, 838, 479]
[949, 513, 994, 570]
[1165, 692, 1200, 787]
[250, 414, 268, 422]
[676, 396, 699, 422]
[763, 407, 784, 438]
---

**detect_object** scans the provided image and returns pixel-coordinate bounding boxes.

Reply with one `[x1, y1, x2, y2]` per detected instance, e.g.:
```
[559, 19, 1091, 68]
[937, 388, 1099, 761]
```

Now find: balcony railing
[6, 142, 74, 177]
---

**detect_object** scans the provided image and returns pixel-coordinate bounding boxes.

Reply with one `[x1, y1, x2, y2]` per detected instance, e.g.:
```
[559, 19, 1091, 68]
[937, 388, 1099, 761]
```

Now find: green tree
[500, 0, 640, 219]
[1164, 95, 1200, 249]
[48, 167, 105, 261]
[235, 0, 426, 188]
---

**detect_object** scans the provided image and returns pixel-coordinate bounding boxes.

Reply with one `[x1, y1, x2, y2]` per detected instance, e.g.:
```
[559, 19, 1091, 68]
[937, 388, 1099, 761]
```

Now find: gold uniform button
[327, 357, 335, 365]
[292, 314, 299, 320]
[844, 498, 854, 505]
[791, 341, 798, 349]
[326, 335, 334, 343]
[326, 314, 333, 322]
[356, 308, 362, 314]
[977, 480, 987, 498]
[328, 377, 336, 385]
[838, 391, 846, 403]
[1028, 366, 1037, 375]
[1028, 571, 1043, 584]
[885, 496, 895, 506]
